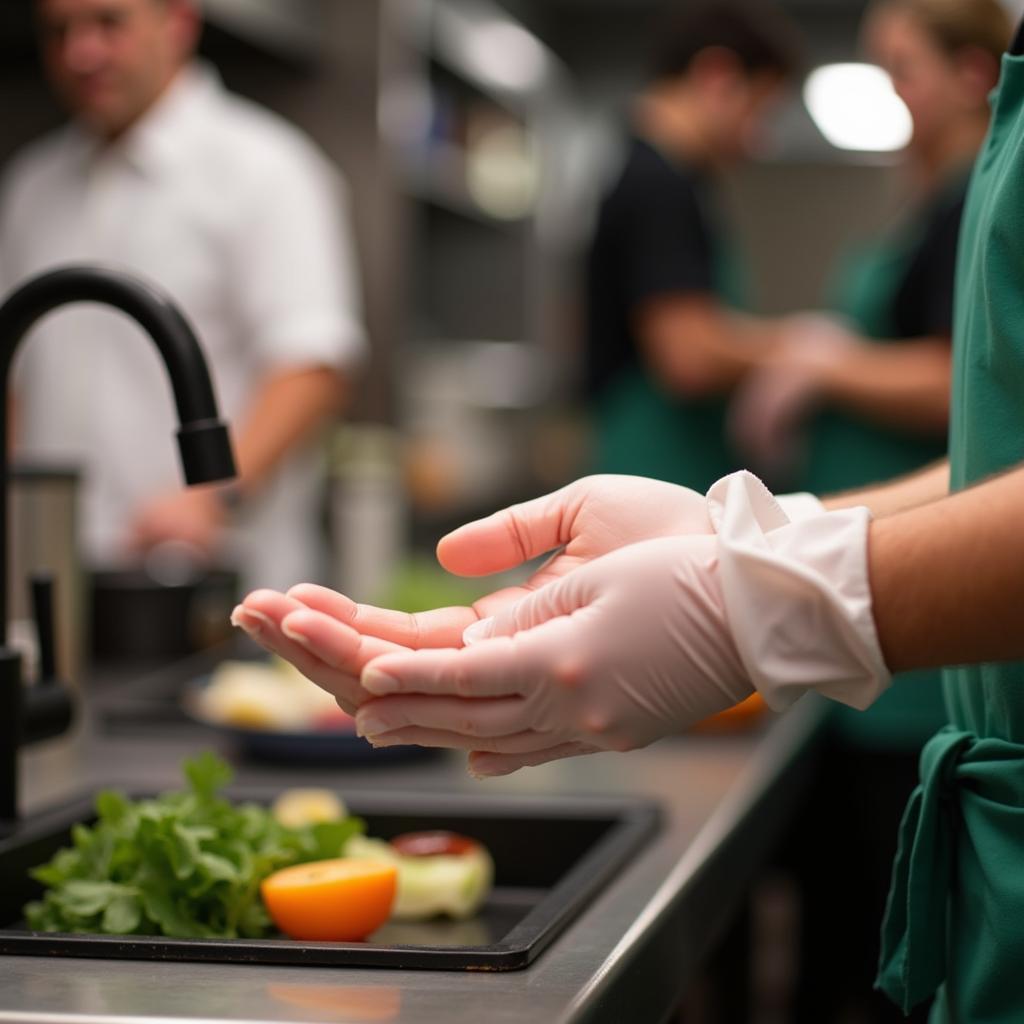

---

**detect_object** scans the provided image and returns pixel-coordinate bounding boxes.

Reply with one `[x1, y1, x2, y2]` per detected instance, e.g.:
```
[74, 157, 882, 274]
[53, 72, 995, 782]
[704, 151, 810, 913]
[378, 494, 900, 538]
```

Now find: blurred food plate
[185, 658, 436, 765]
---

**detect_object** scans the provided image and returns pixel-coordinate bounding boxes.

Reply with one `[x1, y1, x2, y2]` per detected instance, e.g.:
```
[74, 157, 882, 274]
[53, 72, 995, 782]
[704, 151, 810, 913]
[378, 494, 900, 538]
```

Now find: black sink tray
[0, 788, 660, 971]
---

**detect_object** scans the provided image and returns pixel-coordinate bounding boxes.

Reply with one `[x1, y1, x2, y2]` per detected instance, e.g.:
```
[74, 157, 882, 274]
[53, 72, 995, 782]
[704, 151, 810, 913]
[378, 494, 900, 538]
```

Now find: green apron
[593, 188, 748, 493]
[808, 202, 958, 750]
[877, 53, 1024, 1021]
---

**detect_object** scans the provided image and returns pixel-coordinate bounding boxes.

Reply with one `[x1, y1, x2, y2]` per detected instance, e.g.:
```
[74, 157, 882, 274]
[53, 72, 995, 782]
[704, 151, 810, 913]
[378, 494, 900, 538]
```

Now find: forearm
[639, 299, 777, 397]
[231, 366, 348, 496]
[822, 459, 949, 517]
[870, 465, 1024, 672]
[818, 339, 952, 434]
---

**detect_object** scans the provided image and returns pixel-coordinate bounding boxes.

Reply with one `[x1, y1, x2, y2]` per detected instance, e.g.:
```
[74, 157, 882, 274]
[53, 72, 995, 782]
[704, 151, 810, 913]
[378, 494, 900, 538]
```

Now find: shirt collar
[70, 62, 222, 179]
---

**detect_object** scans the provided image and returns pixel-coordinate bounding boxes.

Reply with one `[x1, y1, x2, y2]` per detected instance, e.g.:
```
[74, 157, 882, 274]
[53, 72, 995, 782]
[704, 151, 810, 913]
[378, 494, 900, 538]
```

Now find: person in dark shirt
[585, 0, 800, 492]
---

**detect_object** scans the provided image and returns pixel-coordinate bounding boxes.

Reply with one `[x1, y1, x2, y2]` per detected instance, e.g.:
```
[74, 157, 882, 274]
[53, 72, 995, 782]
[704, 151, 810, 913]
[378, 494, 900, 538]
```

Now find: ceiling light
[804, 63, 913, 153]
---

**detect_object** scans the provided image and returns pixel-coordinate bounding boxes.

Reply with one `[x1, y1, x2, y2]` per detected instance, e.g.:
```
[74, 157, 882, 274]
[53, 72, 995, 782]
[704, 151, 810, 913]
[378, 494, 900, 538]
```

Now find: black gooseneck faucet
[0, 266, 237, 826]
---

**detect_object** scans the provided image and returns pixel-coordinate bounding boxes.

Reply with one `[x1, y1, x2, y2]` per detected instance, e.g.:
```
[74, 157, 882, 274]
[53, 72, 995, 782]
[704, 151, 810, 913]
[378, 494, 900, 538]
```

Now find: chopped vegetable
[345, 832, 493, 921]
[24, 753, 363, 939]
[260, 859, 397, 941]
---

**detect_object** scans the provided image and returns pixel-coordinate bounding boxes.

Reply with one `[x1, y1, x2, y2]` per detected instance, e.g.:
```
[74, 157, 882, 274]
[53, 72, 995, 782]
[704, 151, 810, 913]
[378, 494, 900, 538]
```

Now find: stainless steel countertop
[3, 694, 824, 1024]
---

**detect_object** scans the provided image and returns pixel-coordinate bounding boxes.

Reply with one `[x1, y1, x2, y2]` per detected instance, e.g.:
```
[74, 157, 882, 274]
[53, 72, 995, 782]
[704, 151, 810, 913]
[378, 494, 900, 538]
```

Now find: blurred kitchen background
[2, 0, 1021, 660]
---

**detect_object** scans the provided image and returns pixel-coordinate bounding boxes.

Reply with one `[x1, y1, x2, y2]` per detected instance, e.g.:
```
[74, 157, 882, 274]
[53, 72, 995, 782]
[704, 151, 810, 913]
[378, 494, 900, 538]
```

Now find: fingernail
[231, 606, 269, 639]
[362, 668, 401, 695]
[462, 617, 494, 646]
[356, 714, 388, 737]
[365, 734, 398, 749]
[280, 618, 307, 640]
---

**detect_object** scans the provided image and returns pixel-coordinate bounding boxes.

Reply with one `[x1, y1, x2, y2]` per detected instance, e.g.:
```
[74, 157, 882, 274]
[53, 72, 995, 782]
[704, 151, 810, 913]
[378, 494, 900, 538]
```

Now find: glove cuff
[775, 491, 826, 523]
[707, 471, 891, 713]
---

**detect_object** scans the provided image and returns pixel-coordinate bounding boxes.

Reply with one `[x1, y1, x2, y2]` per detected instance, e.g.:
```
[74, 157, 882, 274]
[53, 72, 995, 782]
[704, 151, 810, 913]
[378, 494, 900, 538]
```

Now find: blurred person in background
[0, 0, 366, 592]
[729, 3, 1011, 1020]
[584, 0, 800, 492]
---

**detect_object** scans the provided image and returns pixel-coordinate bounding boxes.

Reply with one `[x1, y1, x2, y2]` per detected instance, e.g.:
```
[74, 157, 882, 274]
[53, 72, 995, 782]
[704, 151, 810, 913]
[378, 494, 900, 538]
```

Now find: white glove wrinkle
[707, 471, 891, 712]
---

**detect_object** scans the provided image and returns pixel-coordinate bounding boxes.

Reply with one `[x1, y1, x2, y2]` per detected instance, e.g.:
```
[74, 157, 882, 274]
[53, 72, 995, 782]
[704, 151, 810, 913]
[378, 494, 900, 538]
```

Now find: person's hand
[231, 475, 712, 717]
[351, 535, 753, 777]
[127, 486, 226, 558]
[729, 314, 856, 479]
[350, 471, 890, 778]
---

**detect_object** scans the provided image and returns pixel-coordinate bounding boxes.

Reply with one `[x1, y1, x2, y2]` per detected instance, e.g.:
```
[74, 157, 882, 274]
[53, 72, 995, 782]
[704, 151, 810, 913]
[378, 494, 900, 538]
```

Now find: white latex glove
[729, 314, 856, 479]
[356, 472, 890, 777]
[708, 471, 889, 712]
[357, 534, 753, 776]
[232, 474, 713, 715]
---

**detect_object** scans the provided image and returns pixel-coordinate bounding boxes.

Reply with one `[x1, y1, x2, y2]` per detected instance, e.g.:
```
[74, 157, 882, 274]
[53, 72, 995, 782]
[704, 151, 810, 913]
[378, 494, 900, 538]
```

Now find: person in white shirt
[0, 0, 367, 591]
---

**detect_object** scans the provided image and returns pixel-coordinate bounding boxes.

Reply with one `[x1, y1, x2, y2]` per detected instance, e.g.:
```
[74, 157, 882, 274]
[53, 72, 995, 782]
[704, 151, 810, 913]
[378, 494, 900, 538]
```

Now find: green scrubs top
[877, 49, 1024, 1021]
[811, 185, 966, 751]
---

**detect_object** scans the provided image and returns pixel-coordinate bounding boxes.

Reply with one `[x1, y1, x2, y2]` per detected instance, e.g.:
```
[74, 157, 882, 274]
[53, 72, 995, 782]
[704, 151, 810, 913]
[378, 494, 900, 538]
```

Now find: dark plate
[0, 788, 661, 970]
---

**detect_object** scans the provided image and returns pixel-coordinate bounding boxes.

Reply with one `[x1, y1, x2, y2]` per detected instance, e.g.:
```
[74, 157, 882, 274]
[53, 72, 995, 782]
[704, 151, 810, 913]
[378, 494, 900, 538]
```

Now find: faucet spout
[0, 265, 238, 825]
[0, 266, 236, 488]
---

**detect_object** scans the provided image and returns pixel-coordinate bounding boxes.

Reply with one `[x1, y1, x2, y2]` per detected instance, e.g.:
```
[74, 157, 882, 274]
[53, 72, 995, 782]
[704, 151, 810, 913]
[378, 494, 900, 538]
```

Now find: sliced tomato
[389, 831, 480, 858]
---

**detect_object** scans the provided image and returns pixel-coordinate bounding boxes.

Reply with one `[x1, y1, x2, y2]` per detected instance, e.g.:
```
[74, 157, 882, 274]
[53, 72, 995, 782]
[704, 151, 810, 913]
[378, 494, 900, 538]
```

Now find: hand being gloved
[355, 533, 753, 777]
[231, 475, 713, 714]
[353, 471, 891, 777]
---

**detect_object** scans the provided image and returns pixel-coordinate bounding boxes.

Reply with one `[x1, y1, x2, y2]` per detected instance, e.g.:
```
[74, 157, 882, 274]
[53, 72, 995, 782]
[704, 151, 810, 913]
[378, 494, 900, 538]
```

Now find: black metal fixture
[0, 266, 237, 827]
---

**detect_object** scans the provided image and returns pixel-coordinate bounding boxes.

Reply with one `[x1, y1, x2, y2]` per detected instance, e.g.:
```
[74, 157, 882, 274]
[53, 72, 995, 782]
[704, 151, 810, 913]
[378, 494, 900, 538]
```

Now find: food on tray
[194, 657, 352, 732]
[260, 859, 398, 942]
[25, 754, 495, 941]
[271, 788, 348, 829]
[345, 831, 494, 921]
[24, 753, 363, 939]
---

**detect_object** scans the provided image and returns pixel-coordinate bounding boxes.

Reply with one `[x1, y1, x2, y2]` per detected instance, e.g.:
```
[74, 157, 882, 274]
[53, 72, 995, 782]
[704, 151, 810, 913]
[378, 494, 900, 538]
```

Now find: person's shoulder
[198, 87, 334, 184]
[616, 138, 700, 198]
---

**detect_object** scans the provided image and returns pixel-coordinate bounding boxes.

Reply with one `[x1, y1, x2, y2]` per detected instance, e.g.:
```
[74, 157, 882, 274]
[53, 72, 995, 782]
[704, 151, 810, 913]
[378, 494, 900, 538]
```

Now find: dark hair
[651, 0, 803, 83]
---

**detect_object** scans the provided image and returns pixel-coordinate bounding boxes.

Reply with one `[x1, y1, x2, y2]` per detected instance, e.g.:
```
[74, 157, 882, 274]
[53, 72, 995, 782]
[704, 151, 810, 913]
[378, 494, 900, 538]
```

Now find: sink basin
[0, 788, 659, 970]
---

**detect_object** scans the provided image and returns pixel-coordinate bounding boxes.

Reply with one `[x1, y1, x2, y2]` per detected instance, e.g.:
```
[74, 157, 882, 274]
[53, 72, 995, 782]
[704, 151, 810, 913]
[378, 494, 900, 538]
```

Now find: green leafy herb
[24, 753, 363, 939]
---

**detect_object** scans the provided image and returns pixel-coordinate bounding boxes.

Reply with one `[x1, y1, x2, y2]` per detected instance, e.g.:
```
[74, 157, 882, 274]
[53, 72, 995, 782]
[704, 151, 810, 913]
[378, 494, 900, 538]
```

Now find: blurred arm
[823, 459, 949, 517]
[229, 365, 348, 497]
[637, 294, 776, 397]
[815, 337, 952, 434]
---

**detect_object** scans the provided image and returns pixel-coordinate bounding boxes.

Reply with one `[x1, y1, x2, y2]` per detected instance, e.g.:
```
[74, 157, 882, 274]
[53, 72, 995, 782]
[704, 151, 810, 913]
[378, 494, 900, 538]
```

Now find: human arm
[821, 458, 949, 517]
[129, 134, 365, 556]
[809, 336, 951, 434]
[637, 295, 777, 396]
[870, 463, 1024, 672]
[128, 364, 348, 554]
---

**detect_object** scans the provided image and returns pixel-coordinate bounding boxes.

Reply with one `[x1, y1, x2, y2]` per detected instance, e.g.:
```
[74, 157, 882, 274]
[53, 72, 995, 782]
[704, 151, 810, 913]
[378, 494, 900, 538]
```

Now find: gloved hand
[729, 314, 856, 480]
[355, 534, 753, 776]
[355, 472, 891, 777]
[231, 475, 713, 713]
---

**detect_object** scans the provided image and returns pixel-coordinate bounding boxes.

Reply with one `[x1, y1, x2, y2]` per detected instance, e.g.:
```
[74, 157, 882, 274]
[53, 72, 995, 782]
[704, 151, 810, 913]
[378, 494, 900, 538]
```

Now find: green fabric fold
[877, 726, 1024, 1017]
[876, 727, 974, 1012]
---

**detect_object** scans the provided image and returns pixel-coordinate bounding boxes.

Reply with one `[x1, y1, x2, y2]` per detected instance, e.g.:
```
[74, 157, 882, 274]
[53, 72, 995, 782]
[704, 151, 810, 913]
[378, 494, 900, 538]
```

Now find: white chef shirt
[0, 63, 367, 591]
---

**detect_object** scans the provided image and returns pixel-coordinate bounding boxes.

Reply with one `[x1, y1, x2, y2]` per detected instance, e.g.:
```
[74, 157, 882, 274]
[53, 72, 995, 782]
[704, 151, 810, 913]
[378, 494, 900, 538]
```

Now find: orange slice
[261, 859, 398, 942]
